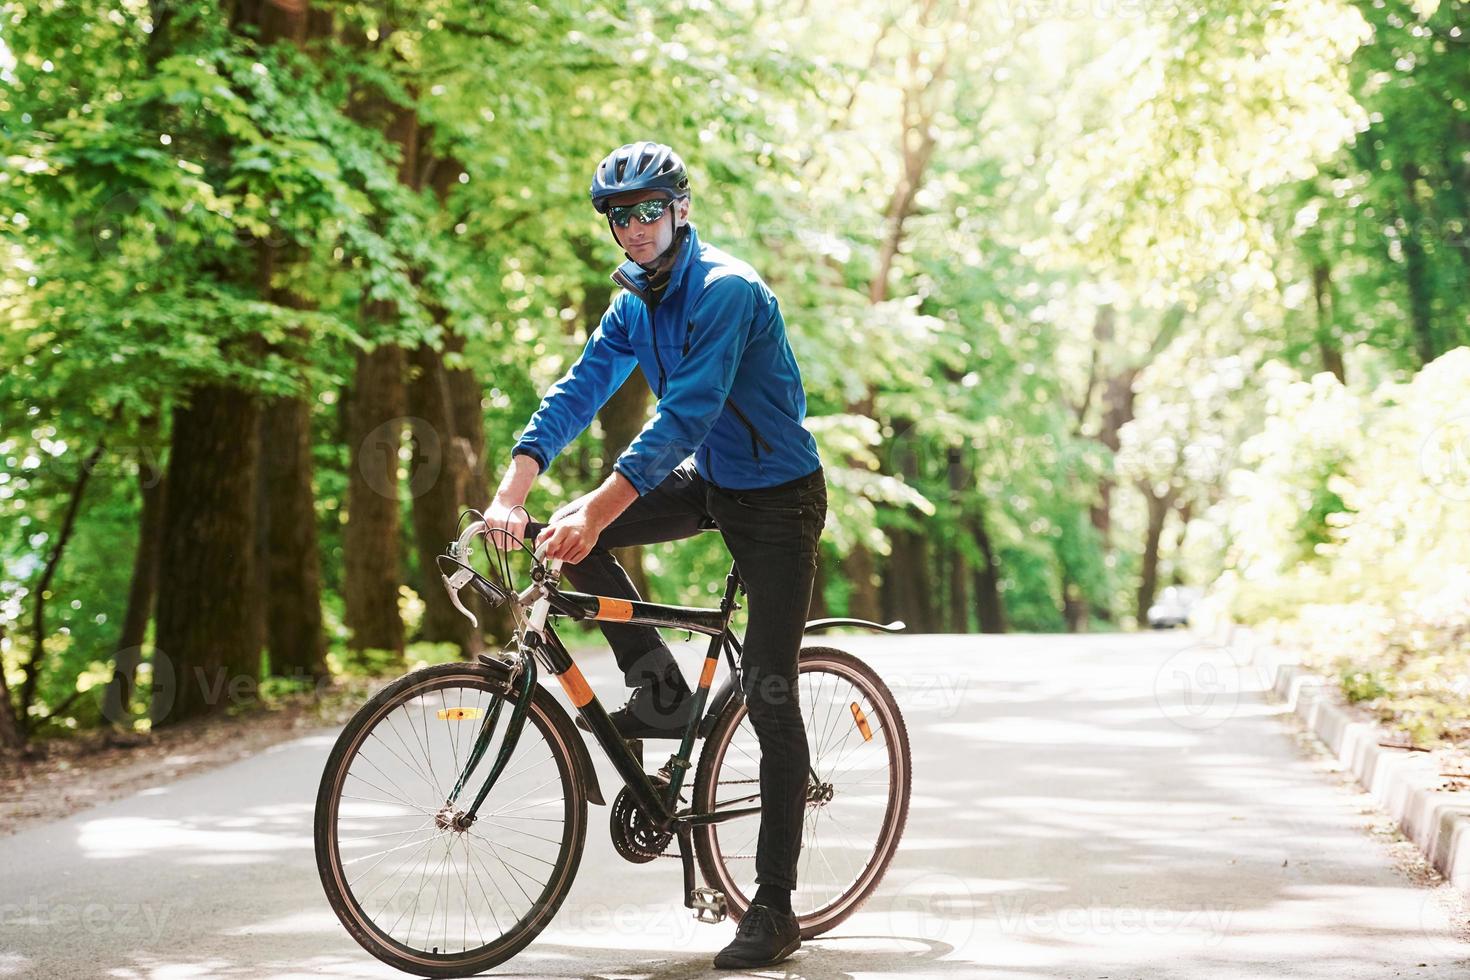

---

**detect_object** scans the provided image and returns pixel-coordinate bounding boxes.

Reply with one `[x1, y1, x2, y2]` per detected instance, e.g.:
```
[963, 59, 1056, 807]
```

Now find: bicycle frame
[437, 520, 905, 918]
[535, 564, 750, 828]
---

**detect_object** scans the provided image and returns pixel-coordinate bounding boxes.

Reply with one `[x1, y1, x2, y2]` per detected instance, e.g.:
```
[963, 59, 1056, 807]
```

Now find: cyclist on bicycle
[487, 141, 824, 968]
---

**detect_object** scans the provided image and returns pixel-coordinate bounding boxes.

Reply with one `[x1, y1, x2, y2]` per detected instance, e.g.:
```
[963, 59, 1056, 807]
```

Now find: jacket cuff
[511, 446, 548, 473]
[612, 461, 650, 496]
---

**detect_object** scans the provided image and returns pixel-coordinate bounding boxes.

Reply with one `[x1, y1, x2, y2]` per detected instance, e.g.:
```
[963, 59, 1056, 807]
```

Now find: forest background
[2, 0, 1466, 752]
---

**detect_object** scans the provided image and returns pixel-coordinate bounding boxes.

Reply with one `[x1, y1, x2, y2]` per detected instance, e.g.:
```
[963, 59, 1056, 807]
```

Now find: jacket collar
[611, 223, 700, 307]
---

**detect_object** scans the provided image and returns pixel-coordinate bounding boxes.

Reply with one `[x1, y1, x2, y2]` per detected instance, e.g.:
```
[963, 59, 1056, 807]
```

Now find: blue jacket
[512, 224, 821, 494]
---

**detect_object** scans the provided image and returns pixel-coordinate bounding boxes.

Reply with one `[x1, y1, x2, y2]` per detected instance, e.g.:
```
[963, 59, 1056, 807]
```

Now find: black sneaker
[575, 679, 698, 739]
[713, 902, 801, 969]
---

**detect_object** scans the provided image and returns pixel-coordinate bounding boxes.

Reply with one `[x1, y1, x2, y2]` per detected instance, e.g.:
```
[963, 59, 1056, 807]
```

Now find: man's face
[607, 189, 689, 266]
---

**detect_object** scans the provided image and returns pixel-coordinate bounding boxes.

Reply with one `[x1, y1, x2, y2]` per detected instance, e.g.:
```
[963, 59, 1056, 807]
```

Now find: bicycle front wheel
[692, 645, 912, 939]
[315, 662, 587, 978]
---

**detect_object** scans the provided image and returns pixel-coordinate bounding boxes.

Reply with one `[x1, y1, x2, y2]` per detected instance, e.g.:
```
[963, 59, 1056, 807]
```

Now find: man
[486, 141, 825, 969]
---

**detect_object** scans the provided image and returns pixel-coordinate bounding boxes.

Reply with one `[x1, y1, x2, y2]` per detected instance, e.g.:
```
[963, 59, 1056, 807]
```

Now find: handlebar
[439, 515, 564, 630]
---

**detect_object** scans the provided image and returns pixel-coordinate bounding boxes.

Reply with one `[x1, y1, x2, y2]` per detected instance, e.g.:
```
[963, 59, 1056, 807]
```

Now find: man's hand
[486, 495, 531, 553]
[537, 473, 639, 565]
[536, 504, 609, 565]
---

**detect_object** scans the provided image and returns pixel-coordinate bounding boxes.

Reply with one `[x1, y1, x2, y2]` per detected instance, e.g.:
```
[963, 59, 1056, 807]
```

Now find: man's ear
[676, 196, 691, 227]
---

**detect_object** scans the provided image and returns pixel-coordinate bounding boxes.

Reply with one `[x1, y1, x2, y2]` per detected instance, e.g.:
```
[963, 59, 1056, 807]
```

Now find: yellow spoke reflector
[437, 706, 484, 721]
[849, 702, 873, 742]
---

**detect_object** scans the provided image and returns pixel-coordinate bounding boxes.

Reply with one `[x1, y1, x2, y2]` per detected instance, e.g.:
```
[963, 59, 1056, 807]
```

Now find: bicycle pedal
[690, 887, 727, 924]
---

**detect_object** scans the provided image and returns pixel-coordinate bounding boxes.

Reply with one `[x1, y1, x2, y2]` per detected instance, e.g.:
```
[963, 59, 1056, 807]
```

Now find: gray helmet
[590, 141, 690, 213]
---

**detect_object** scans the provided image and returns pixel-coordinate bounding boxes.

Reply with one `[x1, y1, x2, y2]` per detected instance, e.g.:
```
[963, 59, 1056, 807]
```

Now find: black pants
[527, 459, 827, 891]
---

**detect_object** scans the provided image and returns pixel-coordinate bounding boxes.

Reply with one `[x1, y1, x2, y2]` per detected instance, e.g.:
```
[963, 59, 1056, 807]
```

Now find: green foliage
[1227, 349, 1470, 744]
[3, 0, 1466, 744]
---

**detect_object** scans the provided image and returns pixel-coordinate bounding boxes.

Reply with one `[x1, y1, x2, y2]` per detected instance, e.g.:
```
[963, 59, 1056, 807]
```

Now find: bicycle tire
[691, 646, 911, 940]
[315, 662, 587, 977]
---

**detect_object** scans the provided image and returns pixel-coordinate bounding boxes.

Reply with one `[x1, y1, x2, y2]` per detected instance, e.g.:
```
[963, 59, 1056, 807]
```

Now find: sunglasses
[607, 197, 677, 228]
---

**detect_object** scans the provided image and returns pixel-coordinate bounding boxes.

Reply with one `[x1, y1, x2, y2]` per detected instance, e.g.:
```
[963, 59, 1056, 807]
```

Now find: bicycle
[314, 512, 912, 977]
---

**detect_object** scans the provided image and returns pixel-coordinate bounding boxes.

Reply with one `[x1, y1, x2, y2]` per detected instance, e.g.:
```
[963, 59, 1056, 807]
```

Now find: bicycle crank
[610, 786, 674, 863]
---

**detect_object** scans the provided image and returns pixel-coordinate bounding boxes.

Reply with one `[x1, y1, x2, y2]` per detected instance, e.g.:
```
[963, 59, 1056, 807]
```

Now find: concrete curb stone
[1226, 623, 1470, 898]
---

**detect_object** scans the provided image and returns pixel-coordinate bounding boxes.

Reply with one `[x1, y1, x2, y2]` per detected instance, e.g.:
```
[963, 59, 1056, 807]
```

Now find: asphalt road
[2, 631, 1467, 979]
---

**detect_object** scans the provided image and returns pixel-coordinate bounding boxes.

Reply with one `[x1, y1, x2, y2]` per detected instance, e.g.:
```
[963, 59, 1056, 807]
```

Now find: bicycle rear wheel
[692, 646, 911, 939]
[315, 662, 587, 977]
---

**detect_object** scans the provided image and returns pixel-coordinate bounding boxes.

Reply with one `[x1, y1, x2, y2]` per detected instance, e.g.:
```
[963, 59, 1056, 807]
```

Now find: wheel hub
[806, 780, 834, 807]
[435, 804, 475, 833]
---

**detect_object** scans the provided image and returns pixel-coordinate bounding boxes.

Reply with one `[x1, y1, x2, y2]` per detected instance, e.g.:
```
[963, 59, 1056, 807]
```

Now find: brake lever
[442, 565, 479, 628]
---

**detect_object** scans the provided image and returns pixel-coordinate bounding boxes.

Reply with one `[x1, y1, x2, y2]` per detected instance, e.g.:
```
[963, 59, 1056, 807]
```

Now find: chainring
[610, 786, 674, 864]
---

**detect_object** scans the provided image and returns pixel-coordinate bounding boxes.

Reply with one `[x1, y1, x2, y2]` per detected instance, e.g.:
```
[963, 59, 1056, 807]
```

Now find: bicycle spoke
[700, 657, 908, 931]
[323, 672, 580, 966]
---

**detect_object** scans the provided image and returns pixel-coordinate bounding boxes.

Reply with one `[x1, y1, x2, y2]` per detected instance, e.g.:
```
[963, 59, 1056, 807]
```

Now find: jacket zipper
[726, 398, 773, 459]
[651, 315, 666, 395]
[613, 268, 667, 395]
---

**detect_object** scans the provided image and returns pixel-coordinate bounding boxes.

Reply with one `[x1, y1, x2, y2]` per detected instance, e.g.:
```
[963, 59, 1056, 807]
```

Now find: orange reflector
[437, 706, 483, 721]
[699, 656, 718, 689]
[596, 596, 634, 621]
[555, 663, 595, 708]
[850, 702, 873, 741]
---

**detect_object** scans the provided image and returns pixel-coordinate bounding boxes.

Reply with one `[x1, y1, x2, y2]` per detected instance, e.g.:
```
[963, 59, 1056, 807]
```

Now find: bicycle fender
[803, 617, 907, 634]
[532, 684, 607, 807]
[476, 654, 605, 807]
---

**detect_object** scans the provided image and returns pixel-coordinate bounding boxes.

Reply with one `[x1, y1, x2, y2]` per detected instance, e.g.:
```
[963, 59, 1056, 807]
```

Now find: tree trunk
[343, 344, 407, 656]
[147, 0, 319, 723]
[102, 430, 168, 727]
[1397, 164, 1439, 365]
[943, 446, 969, 633]
[1090, 367, 1138, 546]
[1311, 259, 1345, 383]
[1135, 484, 1179, 625]
[881, 417, 935, 631]
[232, 0, 328, 683]
[970, 507, 1007, 633]
[260, 394, 330, 679]
[154, 386, 262, 724]
[407, 342, 480, 654]
[946, 540, 968, 633]
[885, 529, 933, 631]
[1169, 499, 1193, 587]
[0, 624, 25, 753]
[810, 548, 831, 620]
[847, 37, 952, 623]
[250, 407, 271, 667]
[20, 440, 105, 731]
[841, 544, 880, 620]
[444, 331, 491, 511]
